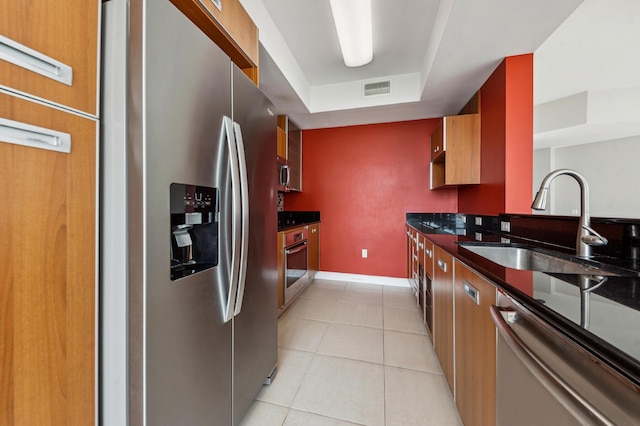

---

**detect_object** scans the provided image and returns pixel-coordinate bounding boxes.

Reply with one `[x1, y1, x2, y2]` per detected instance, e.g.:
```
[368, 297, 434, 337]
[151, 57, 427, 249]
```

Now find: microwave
[277, 156, 290, 192]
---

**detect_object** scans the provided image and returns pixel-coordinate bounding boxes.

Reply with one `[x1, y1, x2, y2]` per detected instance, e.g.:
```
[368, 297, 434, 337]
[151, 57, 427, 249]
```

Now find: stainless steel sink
[457, 242, 624, 276]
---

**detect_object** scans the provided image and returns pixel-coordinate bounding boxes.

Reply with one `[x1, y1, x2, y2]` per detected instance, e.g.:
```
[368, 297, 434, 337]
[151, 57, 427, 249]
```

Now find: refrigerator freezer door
[134, 1, 234, 424]
[231, 65, 278, 425]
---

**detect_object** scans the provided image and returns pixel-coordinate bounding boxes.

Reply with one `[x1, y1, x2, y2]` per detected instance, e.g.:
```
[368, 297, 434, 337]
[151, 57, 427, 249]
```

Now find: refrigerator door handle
[223, 116, 241, 323]
[232, 121, 249, 316]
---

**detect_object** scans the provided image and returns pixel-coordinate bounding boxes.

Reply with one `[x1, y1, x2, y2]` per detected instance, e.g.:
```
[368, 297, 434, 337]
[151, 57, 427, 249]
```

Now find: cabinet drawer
[0, 91, 97, 425]
[0, 0, 100, 115]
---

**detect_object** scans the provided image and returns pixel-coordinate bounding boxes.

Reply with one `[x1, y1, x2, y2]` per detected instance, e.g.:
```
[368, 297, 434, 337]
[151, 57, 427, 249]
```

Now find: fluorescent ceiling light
[329, 0, 373, 67]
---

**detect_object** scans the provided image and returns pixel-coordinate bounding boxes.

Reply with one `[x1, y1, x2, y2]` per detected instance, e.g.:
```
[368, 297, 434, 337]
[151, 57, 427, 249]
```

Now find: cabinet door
[430, 119, 444, 160]
[0, 91, 96, 425]
[277, 231, 285, 309]
[0, 0, 100, 116]
[433, 245, 454, 393]
[406, 226, 412, 278]
[277, 127, 287, 159]
[423, 237, 434, 335]
[287, 120, 302, 191]
[417, 234, 426, 321]
[308, 224, 320, 278]
[454, 261, 497, 426]
[424, 238, 434, 279]
[430, 113, 480, 189]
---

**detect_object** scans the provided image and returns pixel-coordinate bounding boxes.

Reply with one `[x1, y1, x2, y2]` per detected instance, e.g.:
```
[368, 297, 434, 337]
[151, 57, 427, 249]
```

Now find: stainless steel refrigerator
[101, 0, 278, 424]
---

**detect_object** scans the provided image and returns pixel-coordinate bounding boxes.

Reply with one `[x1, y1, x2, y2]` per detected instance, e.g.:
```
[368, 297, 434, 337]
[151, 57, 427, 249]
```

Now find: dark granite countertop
[278, 211, 321, 232]
[407, 223, 640, 387]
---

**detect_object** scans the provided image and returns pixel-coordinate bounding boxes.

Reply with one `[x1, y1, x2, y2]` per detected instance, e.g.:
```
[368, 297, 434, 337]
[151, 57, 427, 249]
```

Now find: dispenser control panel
[170, 183, 219, 280]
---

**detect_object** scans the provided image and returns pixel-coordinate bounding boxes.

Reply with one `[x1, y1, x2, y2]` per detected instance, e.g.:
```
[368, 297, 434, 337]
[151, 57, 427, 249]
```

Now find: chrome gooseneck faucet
[531, 169, 608, 258]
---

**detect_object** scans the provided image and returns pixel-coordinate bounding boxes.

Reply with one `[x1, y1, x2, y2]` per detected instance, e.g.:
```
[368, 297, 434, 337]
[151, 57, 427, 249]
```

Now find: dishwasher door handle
[490, 305, 615, 426]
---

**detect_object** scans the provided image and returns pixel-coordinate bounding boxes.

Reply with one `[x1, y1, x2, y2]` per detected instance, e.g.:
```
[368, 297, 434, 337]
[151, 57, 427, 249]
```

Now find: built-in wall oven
[284, 227, 309, 304]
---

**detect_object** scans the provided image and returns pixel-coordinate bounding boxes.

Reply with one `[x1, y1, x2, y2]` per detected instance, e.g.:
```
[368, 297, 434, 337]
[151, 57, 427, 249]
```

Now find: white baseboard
[314, 271, 411, 288]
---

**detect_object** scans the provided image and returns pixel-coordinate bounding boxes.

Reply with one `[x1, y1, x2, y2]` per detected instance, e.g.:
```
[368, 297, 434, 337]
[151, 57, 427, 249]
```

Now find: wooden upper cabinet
[170, 0, 259, 84]
[287, 120, 302, 191]
[430, 121, 444, 160]
[0, 0, 101, 116]
[277, 115, 302, 191]
[430, 113, 480, 189]
[277, 115, 288, 159]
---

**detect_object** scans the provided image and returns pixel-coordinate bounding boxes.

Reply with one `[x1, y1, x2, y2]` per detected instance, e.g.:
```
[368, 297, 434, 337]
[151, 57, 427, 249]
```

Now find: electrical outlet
[362, 249, 368, 258]
[500, 221, 511, 232]
[475, 232, 483, 241]
[475, 217, 482, 226]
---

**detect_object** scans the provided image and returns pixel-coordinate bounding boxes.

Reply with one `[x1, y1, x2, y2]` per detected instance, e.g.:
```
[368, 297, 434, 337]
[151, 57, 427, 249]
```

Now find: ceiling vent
[363, 80, 391, 97]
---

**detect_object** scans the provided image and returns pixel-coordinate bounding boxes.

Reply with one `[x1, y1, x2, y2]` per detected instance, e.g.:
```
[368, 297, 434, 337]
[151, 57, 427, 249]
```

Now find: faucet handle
[581, 225, 608, 246]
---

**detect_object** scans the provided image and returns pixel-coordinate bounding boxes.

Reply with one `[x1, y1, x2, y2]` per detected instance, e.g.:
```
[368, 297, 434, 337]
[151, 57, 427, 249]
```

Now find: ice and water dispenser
[170, 183, 219, 280]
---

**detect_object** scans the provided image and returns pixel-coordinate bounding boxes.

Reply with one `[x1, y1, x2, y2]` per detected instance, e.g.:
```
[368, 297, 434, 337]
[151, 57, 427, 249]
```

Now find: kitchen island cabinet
[409, 216, 640, 426]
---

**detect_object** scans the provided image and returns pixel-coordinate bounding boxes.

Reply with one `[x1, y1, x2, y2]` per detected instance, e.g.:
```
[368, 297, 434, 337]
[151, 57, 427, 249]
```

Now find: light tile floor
[240, 279, 463, 426]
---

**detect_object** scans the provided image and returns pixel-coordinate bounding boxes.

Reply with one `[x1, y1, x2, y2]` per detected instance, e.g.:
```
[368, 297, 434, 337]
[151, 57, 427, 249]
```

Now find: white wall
[533, 0, 640, 219]
[534, 136, 640, 218]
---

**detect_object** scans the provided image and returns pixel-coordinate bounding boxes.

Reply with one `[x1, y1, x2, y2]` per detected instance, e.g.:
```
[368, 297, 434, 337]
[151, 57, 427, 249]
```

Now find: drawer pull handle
[437, 259, 447, 272]
[425, 249, 432, 258]
[0, 35, 73, 86]
[463, 280, 479, 305]
[0, 117, 71, 153]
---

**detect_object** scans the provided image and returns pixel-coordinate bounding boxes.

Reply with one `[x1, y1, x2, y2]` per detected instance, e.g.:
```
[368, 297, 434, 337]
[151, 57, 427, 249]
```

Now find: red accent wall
[458, 54, 534, 214]
[285, 120, 458, 277]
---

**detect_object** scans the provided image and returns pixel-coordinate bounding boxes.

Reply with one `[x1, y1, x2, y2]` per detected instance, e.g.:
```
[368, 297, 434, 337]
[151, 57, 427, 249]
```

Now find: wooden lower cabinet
[454, 260, 497, 426]
[0, 91, 97, 425]
[308, 223, 320, 278]
[277, 230, 285, 310]
[433, 245, 454, 393]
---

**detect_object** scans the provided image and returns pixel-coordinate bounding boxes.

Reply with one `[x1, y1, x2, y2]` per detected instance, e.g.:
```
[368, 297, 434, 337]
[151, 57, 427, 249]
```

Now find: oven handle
[285, 241, 308, 255]
[490, 305, 614, 426]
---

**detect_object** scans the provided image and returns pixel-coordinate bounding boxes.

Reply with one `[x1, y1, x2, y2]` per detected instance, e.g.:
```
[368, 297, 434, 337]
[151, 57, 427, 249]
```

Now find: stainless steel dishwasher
[491, 290, 640, 425]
